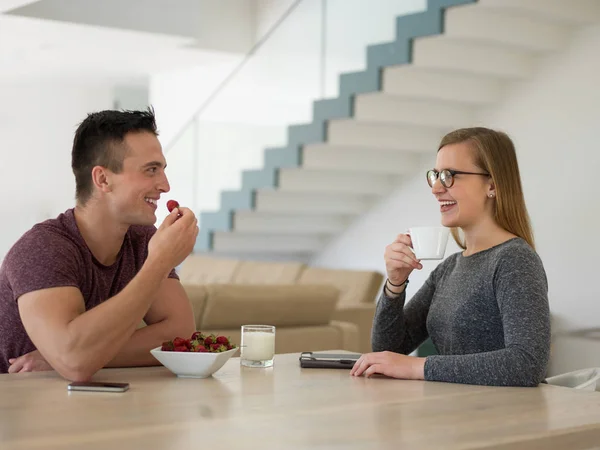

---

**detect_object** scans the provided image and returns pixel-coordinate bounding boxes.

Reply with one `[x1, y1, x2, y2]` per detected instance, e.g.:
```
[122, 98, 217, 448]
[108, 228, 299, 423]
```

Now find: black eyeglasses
[427, 169, 490, 188]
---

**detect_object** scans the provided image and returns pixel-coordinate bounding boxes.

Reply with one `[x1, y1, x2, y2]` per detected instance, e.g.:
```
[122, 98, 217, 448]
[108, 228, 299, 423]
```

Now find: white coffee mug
[408, 227, 450, 260]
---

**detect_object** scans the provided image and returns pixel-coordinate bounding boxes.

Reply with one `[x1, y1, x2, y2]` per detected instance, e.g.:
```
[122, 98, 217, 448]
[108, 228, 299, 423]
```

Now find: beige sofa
[179, 256, 385, 354]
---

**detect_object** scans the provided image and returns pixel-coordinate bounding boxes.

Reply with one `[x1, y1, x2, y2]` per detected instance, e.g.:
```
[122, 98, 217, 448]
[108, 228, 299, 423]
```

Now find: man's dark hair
[71, 108, 158, 204]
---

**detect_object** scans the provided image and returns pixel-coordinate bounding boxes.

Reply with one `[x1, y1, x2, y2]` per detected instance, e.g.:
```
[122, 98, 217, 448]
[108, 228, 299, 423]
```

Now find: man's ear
[91, 166, 112, 193]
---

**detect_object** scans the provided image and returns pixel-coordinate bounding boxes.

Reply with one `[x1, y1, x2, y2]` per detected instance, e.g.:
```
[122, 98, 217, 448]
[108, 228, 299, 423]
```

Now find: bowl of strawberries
[150, 331, 238, 378]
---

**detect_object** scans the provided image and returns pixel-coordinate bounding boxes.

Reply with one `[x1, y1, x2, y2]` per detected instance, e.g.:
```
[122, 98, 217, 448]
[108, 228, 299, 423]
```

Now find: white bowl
[150, 346, 239, 378]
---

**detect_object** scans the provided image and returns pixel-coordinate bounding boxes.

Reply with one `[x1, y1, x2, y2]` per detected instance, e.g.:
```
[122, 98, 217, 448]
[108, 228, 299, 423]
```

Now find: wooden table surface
[2, 352, 600, 449]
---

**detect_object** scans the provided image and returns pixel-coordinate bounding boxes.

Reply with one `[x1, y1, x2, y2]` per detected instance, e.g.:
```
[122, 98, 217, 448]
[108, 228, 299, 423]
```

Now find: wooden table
[2, 353, 600, 449]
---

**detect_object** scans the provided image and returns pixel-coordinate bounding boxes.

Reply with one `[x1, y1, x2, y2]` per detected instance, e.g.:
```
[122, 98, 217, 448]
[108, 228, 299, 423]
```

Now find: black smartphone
[299, 352, 362, 369]
[67, 381, 130, 393]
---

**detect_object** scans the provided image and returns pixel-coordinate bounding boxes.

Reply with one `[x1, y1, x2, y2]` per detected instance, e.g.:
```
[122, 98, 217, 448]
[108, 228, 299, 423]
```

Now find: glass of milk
[240, 325, 276, 368]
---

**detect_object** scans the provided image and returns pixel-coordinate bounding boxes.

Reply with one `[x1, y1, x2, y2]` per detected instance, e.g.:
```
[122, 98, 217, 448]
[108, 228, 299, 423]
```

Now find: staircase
[196, 0, 600, 260]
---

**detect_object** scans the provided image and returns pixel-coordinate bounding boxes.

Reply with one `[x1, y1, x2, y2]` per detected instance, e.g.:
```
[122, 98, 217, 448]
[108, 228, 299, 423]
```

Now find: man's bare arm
[105, 278, 195, 367]
[9, 279, 194, 372]
[17, 207, 198, 381]
[18, 260, 171, 381]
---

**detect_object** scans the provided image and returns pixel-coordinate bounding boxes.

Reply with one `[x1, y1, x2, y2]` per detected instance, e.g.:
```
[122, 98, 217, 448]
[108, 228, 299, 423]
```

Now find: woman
[351, 127, 550, 387]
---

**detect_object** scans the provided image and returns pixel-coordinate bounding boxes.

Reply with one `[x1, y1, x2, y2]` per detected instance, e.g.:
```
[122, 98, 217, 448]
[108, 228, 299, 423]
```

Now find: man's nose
[158, 174, 170, 193]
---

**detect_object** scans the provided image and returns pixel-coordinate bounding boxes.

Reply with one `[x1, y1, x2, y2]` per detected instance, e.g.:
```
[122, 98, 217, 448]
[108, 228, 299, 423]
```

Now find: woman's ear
[91, 166, 112, 193]
[487, 179, 496, 198]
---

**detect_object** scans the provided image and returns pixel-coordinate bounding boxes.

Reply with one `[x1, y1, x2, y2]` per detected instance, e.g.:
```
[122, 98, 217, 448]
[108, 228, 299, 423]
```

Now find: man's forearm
[60, 260, 171, 378]
[106, 319, 191, 368]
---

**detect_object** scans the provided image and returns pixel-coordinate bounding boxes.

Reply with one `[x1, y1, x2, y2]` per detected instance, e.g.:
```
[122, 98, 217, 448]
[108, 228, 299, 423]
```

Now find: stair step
[354, 94, 477, 129]
[233, 212, 350, 234]
[382, 66, 504, 105]
[278, 168, 396, 195]
[254, 190, 375, 215]
[477, 0, 600, 25]
[327, 120, 443, 152]
[302, 143, 422, 174]
[212, 232, 327, 254]
[445, 4, 570, 52]
[413, 35, 535, 79]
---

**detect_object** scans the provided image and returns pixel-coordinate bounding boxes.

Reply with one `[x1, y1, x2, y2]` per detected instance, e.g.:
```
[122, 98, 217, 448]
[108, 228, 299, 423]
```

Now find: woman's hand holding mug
[384, 233, 423, 290]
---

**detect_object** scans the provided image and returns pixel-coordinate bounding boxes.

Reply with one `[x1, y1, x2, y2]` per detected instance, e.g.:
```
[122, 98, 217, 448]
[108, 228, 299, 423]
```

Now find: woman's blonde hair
[438, 127, 535, 250]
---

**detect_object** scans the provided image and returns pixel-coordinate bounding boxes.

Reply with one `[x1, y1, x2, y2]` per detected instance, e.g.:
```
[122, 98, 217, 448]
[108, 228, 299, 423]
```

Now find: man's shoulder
[0, 212, 86, 300]
[4, 211, 82, 267]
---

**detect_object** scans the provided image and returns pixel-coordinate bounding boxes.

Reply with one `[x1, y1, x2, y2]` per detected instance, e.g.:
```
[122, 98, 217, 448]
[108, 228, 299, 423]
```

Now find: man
[0, 108, 198, 380]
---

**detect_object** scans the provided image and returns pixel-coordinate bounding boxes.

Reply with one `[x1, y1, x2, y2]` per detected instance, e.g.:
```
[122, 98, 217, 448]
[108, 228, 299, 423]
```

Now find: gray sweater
[372, 238, 551, 387]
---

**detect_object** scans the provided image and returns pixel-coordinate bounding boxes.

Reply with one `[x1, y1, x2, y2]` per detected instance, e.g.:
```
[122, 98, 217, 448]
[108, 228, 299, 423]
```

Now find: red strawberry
[211, 343, 221, 351]
[191, 331, 204, 341]
[174, 345, 189, 352]
[216, 336, 229, 345]
[166, 200, 179, 213]
[204, 336, 214, 346]
[184, 339, 192, 349]
[194, 345, 208, 353]
[161, 341, 174, 351]
[172, 337, 187, 347]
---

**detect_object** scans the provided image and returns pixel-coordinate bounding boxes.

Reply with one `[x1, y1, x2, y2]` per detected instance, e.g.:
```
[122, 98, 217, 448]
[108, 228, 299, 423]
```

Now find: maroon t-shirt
[0, 209, 178, 373]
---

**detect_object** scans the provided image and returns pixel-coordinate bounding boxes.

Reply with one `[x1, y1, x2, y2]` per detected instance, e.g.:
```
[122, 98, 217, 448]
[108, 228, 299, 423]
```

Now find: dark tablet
[299, 352, 362, 369]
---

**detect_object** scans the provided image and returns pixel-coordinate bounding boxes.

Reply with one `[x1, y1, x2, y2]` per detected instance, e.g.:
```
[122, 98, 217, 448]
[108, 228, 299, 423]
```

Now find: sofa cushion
[182, 284, 208, 327]
[232, 260, 305, 285]
[179, 255, 240, 285]
[200, 284, 339, 329]
[201, 323, 359, 354]
[297, 267, 384, 306]
[332, 304, 376, 353]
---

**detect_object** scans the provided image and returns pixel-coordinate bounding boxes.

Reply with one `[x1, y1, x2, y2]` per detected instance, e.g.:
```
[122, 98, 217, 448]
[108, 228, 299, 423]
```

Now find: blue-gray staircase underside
[197, 0, 477, 251]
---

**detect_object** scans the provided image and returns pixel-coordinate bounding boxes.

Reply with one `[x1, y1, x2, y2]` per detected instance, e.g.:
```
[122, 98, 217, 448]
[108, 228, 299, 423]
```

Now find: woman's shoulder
[491, 237, 546, 282]
[449, 237, 544, 274]
[493, 237, 542, 264]
[456, 237, 541, 264]
[430, 237, 542, 280]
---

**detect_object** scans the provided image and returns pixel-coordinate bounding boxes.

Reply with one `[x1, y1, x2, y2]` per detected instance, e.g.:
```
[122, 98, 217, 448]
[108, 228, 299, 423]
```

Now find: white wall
[312, 25, 600, 373]
[150, 60, 241, 148]
[0, 82, 112, 263]
[477, 26, 600, 334]
[113, 84, 149, 111]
